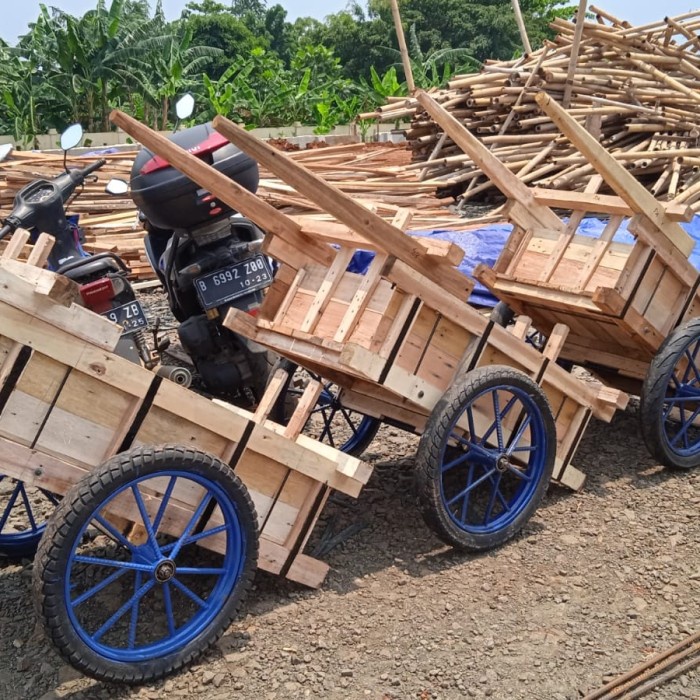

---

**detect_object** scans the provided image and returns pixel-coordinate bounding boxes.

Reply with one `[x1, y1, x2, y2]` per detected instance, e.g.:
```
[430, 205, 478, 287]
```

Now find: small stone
[16, 656, 31, 672]
[12, 639, 23, 649]
[202, 670, 217, 685]
[39, 662, 54, 676]
[213, 673, 226, 688]
[340, 669, 353, 677]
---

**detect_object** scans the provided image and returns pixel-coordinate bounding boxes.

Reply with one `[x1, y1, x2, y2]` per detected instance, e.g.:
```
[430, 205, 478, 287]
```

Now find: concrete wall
[2, 122, 406, 151]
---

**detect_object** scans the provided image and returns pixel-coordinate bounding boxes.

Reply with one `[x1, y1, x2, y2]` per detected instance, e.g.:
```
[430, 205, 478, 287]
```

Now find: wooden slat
[211, 115, 473, 302]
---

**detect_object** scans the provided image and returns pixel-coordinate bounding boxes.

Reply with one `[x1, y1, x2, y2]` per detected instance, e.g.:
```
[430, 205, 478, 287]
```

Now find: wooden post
[563, 0, 588, 109]
[389, 0, 416, 93]
[511, 0, 532, 54]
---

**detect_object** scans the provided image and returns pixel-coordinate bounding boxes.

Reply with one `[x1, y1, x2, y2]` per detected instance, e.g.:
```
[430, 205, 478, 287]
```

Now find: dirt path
[1, 399, 699, 700]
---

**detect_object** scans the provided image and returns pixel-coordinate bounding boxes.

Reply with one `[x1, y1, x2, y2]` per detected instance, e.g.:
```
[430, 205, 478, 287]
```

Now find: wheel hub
[154, 559, 176, 583]
[496, 454, 510, 473]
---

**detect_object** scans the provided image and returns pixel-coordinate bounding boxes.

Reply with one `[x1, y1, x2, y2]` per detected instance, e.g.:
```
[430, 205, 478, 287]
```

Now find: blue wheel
[0, 476, 59, 558]
[415, 366, 556, 551]
[273, 361, 380, 456]
[641, 318, 700, 469]
[33, 446, 258, 684]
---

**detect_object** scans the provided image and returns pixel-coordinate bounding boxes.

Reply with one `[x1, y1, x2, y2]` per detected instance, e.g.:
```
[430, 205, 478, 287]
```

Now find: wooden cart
[0, 234, 374, 683]
[411, 91, 700, 470]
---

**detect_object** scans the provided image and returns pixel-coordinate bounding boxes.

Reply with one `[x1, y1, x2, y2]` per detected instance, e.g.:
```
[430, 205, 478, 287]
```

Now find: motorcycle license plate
[195, 255, 273, 310]
[102, 300, 148, 335]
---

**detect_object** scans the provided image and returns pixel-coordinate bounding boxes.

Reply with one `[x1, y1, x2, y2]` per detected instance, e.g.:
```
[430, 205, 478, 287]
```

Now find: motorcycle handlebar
[73, 158, 107, 182]
[0, 224, 12, 241]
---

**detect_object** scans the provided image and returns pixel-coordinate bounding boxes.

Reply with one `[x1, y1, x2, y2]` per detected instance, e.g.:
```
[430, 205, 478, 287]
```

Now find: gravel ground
[1, 292, 699, 700]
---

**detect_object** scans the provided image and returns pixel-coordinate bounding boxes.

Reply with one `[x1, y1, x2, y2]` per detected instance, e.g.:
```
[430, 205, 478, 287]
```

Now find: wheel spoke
[162, 581, 176, 637]
[170, 577, 207, 608]
[482, 473, 503, 525]
[0, 481, 22, 532]
[682, 343, 700, 384]
[93, 513, 133, 551]
[73, 555, 153, 573]
[128, 572, 142, 649]
[458, 463, 476, 524]
[71, 566, 130, 608]
[17, 483, 38, 532]
[91, 578, 155, 643]
[131, 485, 161, 555]
[492, 391, 504, 451]
[481, 395, 518, 448]
[169, 492, 213, 561]
[161, 523, 229, 554]
[669, 404, 700, 448]
[504, 463, 533, 481]
[339, 406, 360, 435]
[506, 414, 532, 456]
[177, 567, 226, 575]
[446, 468, 497, 506]
[151, 476, 177, 534]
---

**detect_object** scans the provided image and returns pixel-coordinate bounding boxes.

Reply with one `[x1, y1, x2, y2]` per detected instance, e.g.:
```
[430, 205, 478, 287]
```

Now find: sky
[2, 0, 700, 44]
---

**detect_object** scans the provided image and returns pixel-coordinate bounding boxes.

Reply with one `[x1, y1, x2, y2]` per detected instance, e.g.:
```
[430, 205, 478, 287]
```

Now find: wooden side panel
[415, 317, 475, 393]
[0, 352, 67, 446]
[36, 370, 137, 466]
[642, 268, 688, 337]
[393, 305, 439, 375]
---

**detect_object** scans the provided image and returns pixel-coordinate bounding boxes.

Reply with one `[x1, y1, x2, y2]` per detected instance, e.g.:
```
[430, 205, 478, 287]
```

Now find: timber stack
[363, 8, 700, 210]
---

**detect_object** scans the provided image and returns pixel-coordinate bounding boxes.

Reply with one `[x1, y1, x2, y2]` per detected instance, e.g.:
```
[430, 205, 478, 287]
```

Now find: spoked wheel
[415, 366, 556, 551]
[641, 318, 700, 469]
[273, 360, 380, 456]
[0, 476, 60, 558]
[34, 446, 258, 684]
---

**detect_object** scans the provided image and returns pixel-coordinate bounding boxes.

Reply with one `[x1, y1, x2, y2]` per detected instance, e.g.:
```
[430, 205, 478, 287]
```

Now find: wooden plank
[283, 379, 323, 439]
[531, 188, 694, 221]
[109, 109, 335, 267]
[1, 230, 30, 261]
[252, 367, 289, 421]
[334, 252, 389, 343]
[0, 265, 121, 350]
[300, 247, 355, 333]
[211, 115, 473, 302]
[536, 92, 694, 257]
[26, 233, 55, 267]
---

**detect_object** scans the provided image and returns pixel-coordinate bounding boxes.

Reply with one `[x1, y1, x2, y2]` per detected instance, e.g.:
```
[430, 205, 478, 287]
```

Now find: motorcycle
[108, 95, 275, 408]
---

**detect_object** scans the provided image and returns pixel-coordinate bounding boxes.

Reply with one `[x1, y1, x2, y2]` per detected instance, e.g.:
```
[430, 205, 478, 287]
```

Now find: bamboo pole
[563, 0, 590, 108]
[510, 0, 532, 54]
[389, 0, 415, 93]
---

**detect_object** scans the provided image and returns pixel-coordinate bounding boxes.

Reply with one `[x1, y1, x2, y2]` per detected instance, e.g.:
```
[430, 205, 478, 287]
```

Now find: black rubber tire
[270, 359, 380, 457]
[415, 365, 556, 551]
[33, 445, 258, 685]
[640, 318, 700, 469]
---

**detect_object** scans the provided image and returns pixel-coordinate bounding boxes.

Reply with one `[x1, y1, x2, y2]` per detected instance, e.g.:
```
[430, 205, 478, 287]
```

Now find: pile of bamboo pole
[363, 7, 700, 210]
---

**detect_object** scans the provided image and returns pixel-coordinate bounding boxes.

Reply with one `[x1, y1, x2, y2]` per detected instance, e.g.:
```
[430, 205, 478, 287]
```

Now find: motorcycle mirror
[176, 94, 195, 121]
[60, 124, 84, 151]
[0, 144, 13, 162]
[105, 178, 129, 196]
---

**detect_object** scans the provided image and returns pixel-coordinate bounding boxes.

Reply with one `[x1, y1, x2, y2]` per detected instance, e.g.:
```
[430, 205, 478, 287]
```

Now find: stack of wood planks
[0, 142, 483, 280]
[363, 8, 700, 210]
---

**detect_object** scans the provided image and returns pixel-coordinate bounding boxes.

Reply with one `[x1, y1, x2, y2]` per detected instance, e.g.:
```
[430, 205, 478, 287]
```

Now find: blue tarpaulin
[349, 215, 700, 308]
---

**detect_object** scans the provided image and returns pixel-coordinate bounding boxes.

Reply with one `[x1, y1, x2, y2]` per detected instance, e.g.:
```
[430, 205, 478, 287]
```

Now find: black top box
[130, 123, 259, 231]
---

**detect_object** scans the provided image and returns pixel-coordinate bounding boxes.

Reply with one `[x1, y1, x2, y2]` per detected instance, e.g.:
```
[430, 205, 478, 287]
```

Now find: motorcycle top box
[130, 123, 259, 231]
